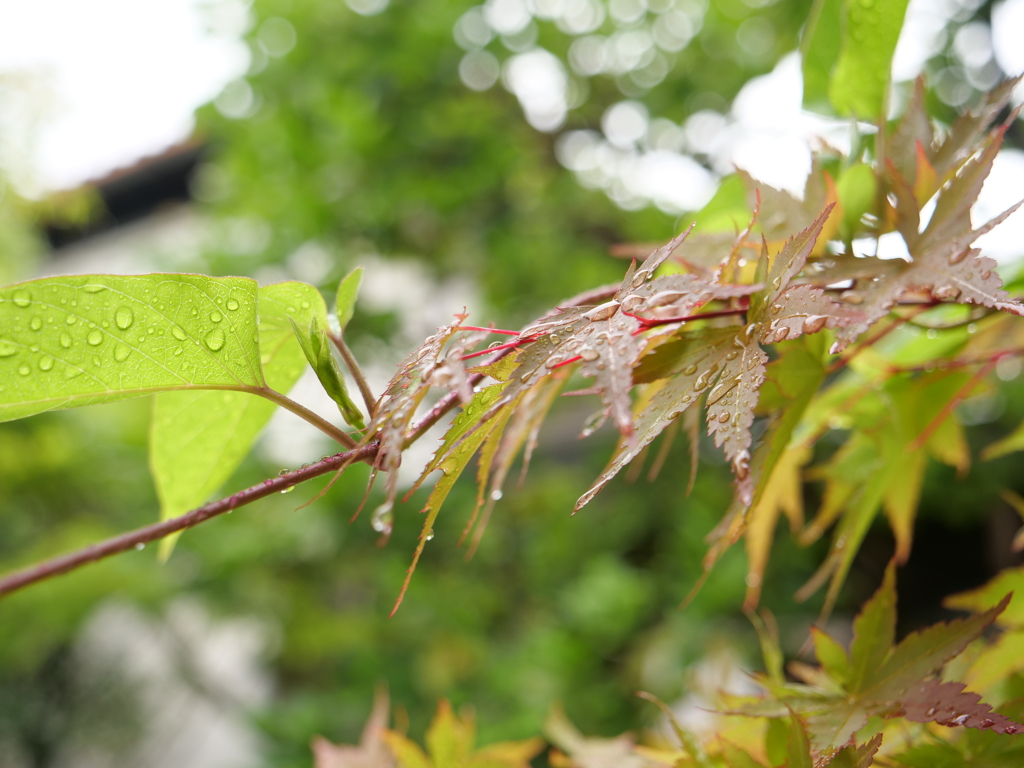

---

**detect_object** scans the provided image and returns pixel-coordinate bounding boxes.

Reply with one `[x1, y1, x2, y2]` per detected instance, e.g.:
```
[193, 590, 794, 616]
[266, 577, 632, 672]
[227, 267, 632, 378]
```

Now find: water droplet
[725, 350, 738, 361]
[683, 364, 698, 376]
[171, 326, 187, 341]
[596, 362, 606, 371]
[12, 290, 31, 308]
[949, 249, 969, 265]
[425, 529, 435, 541]
[371, 502, 394, 534]
[580, 347, 599, 361]
[301, 300, 310, 309]
[29, 317, 43, 331]
[926, 707, 937, 717]
[933, 285, 961, 300]
[174, 348, 183, 356]
[135, 542, 145, 551]
[280, 485, 296, 494]
[57, 332, 71, 349]
[115, 307, 134, 330]
[38, 355, 54, 371]
[717, 411, 730, 423]
[490, 489, 503, 501]
[114, 343, 131, 362]
[681, 394, 692, 403]
[980, 718, 994, 728]
[18, 364, 30, 375]
[227, 299, 239, 311]
[190, 308, 198, 316]
[548, 334, 561, 345]
[83, 284, 106, 293]
[952, 714, 969, 726]
[210, 310, 223, 323]
[803, 315, 828, 334]
[840, 290, 863, 304]
[771, 276, 782, 291]
[0, 339, 17, 357]
[86, 329, 103, 346]
[204, 328, 226, 352]
[66, 316, 77, 325]
[1006, 725, 1018, 734]
[65, 367, 81, 379]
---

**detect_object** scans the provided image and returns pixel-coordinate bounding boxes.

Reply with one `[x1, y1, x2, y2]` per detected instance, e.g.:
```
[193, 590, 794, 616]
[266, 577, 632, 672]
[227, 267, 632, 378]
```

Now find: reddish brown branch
[0, 442, 380, 598]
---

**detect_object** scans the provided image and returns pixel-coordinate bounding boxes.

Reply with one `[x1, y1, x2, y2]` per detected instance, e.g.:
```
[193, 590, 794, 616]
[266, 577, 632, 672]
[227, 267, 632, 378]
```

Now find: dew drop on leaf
[580, 347, 599, 361]
[803, 315, 828, 334]
[87, 329, 103, 346]
[0, 339, 16, 357]
[210, 311, 223, 323]
[226, 299, 239, 311]
[65, 367, 80, 379]
[683, 364, 698, 375]
[718, 411, 730, 423]
[114, 343, 131, 362]
[204, 328, 226, 352]
[171, 326, 187, 341]
[82, 284, 106, 293]
[12, 290, 31, 308]
[66, 316, 77, 325]
[18, 365, 30, 375]
[115, 307, 134, 330]
[29, 317, 42, 331]
[59, 332, 71, 349]
[38, 356, 54, 371]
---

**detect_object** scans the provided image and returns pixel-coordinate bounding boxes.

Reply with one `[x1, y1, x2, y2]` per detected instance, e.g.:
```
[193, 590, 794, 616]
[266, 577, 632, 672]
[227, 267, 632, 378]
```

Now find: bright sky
[0, 0, 249, 193]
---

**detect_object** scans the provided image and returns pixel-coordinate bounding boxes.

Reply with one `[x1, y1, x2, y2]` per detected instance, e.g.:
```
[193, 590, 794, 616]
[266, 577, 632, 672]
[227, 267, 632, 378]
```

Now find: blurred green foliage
[0, 0, 1022, 765]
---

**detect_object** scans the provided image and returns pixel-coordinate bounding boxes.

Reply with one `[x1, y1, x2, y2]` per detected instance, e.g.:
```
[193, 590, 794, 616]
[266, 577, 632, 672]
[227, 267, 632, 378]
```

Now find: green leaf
[828, 0, 911, 119]
[801, 0, 842, 112]
[835, 163, 877, 240]
[849, 563, 896, 693]
[786, 716, 814, 768]
[812, 627, 851, 686]
[150, 282, 325, 553]
[291, 314, 366, 429]
[0, 273, 262, 423]
[335, 266, 363, 330]
[945, 565, 1024, 628]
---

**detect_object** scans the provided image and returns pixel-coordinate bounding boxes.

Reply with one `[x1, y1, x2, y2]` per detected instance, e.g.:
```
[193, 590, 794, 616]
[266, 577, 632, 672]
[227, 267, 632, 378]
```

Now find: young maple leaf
[312, 687, 394, 768]
[733, 564, 1022, 760]
[383, 700, 542, 768]
[577, 206, 862, 510]
[831, 89, 1024, 351]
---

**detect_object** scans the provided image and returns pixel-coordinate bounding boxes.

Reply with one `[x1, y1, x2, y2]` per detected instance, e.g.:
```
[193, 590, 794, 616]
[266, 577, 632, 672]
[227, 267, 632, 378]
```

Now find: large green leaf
[829, 0, 911, 119]
[801, 0, 842, 112]
[0, 273, 262, 422]
[149, 282, 326, 537]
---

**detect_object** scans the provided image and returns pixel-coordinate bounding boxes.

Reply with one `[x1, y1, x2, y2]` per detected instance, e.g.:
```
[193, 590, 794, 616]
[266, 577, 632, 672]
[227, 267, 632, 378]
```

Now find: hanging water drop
[371, 502, 394, 534]
[490, 489, 503, 501]
[115, 306, 134, 330]
[803, 315, 828, 334]
[280, 485, 296, 494]
[135, 542, 145, 551]
[425, 529, 435, 541]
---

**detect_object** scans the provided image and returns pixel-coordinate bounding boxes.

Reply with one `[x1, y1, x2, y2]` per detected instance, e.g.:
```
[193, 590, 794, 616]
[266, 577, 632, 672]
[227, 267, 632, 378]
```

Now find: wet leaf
[150, 282, 324, 555]
[0, 273, 262, 423]
[335, 266, 363, 330]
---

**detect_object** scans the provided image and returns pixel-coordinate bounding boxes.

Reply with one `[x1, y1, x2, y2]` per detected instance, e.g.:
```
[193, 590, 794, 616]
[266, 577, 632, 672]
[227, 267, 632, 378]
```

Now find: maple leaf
[544, 705, 649, 768]
[733, 564, 1022, 759]
[312, 687, 395, 768]
[383, 700, 542, 768]
[578, 205, 862, 510]
[832, 105, 1024, 351]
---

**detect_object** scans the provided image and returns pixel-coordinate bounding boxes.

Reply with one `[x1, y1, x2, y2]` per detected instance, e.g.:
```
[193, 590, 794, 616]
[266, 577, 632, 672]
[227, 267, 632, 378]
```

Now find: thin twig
[0, 283, 625, 600]
[328, 332, 378, 419]
[0, 442, 379, 598]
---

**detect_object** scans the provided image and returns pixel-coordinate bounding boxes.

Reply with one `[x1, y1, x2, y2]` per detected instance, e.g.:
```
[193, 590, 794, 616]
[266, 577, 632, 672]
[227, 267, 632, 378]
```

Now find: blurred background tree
[0, 0, 1022, 766]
